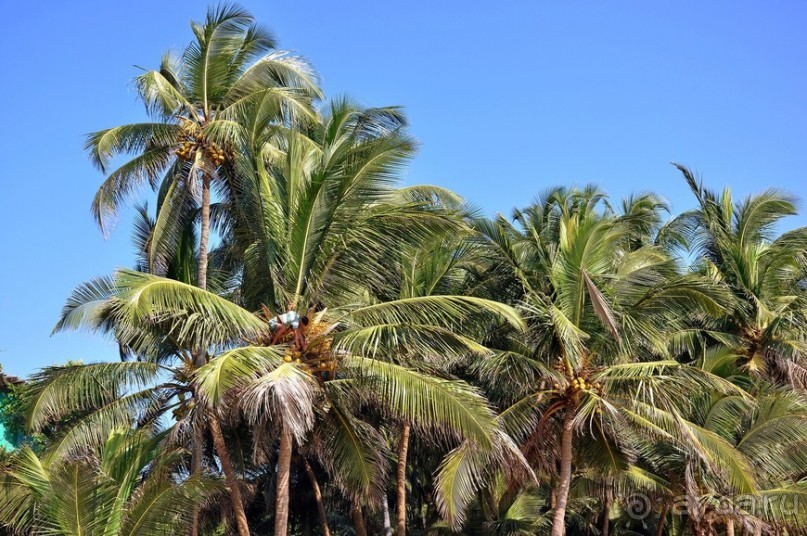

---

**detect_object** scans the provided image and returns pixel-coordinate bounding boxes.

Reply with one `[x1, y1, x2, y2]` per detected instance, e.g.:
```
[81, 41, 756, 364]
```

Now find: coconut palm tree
[441, 188, 743, 535]
[674, 165, 807, 386]
[363, 232, 510, 536]
[44, 276, 277, 536]
[56, 94, 517, 535]
[86, 4, 318, 285]
[84, 7, 319, 534]
[68, 264, 514, 535]
[0, 428, 214, 536]
[189, 97, 525, 535]
[45, 254, 268, 536]
[630, 386, 807, 535]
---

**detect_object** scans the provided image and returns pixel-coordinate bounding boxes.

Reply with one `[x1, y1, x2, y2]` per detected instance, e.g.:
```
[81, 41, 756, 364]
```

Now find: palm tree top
[85, 3, 321, 237]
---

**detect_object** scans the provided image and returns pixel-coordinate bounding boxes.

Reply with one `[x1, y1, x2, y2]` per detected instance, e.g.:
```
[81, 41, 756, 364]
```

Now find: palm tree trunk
[692, 525, 708, 536]
[726, 519, 735, 536]
[274, 426, 293, 536]
[189, 422, 205, 536]
[550, 404, 575, 536]
[600, 483, 612, 536]
[382, 495, 393, 536]
[352, 503, 367, 536]
[303, 458, 331, 536]
[656, 503, 669, 536]
[198, 173, 211, 290]
[189, 169, 211, 536]
[396, 421, 411, 536]
[209, 413, 250, 536]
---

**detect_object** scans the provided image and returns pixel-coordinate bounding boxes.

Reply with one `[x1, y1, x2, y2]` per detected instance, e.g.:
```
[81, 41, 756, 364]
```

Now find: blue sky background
[1, 1, 805, 377]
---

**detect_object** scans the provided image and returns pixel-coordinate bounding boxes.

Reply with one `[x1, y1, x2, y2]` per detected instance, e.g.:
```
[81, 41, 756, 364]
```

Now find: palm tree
[47, 280, 274, 536]
[86, 4, 318, 286]
[57, 95, 516, 535]
[65, 264, 514, 536]
[191, 97, 525, 535]
[366, 233, 505, 536]
[0, 429, 213, 536]
[43, 270, 263, 535]
[84, 7, 319, 534]
[631, 385, 807, 535]
[445, 188, 742, 535]
[674, 165, 807, 387]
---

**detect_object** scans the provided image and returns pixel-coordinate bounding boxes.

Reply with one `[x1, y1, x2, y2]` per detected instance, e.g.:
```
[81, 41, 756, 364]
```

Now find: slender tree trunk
[382, 495, 393, 536]
[274, 426, 293, 536]
[352, 503, 367, 536]
[726, 519, 735, 536]
[600, 482, 612, 536]
[209, 413, 250, 536]
[396, 421, 412, 536]
[198, 173, 211, 290]
[189, 420, 205, 536]
[303, 458, 332, 536]
[692, 524, 709, 536]
[190, 163, 212, 535]
[550, 405, 575, 536]
[189, 174, 215, 534]
[656, 503, 669, 536]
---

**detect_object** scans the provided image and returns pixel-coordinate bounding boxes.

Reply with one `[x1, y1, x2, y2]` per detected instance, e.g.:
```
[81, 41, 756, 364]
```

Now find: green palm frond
[26, 361, 162, 431]
[0, 429, 217, 536]
[91, 146, 177, 236]
[44, 389, 165, 459]
[109, 269, 267, 348]
[628, 402, 757, 494]
[52, 275, 116, 334]
[312, 403, 387, 504]
[147, 170, 198, 276]
[121, 476, 220, 536]
[345, 295, 523, 333]
[344, 357, 496, 446]
[334, 323, 492, 361]
[85, 123, 180, 173]
[194, 345, 285, 405]
[0, 447, 46, 532]
[434, 430, 534, 529]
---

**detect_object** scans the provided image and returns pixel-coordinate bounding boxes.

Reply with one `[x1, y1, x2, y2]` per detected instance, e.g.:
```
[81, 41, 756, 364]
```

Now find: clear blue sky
[1, 1, 805, 377]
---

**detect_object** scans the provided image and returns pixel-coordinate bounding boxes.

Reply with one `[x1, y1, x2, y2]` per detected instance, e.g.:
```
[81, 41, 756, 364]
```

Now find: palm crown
[675, 164, 807, 386]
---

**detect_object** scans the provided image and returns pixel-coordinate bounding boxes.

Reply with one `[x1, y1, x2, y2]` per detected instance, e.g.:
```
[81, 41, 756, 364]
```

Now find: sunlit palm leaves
[12, 4, 807, 534]
[86, 4, 319, 283]
[0, 429, 217, 536]
[674, 164, 807, 385]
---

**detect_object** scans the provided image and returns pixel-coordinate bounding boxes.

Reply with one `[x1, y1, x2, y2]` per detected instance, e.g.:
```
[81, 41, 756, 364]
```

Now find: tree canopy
[1, 5, 805, 536]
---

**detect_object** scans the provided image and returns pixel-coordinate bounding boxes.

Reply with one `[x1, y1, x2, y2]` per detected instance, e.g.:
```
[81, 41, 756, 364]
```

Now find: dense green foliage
[1, 5, 806, 536]
[0, 385, 31, 451]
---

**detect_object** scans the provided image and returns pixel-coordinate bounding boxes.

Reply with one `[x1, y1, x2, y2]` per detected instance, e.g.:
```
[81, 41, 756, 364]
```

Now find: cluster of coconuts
[174, 139, 227, 166]
[172, 392, 191, 420]
[282, 349, 337, 380]
[313, 359, 337, 380]
[206, 143, 226, 166]
[551, 377, 604, 396]
[283, 348, 304, 363]
[175, 121, 202, 161]
[312, 359, 336, 370]
[175, 140, 196, 161]
[571, 377, 588, 392]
